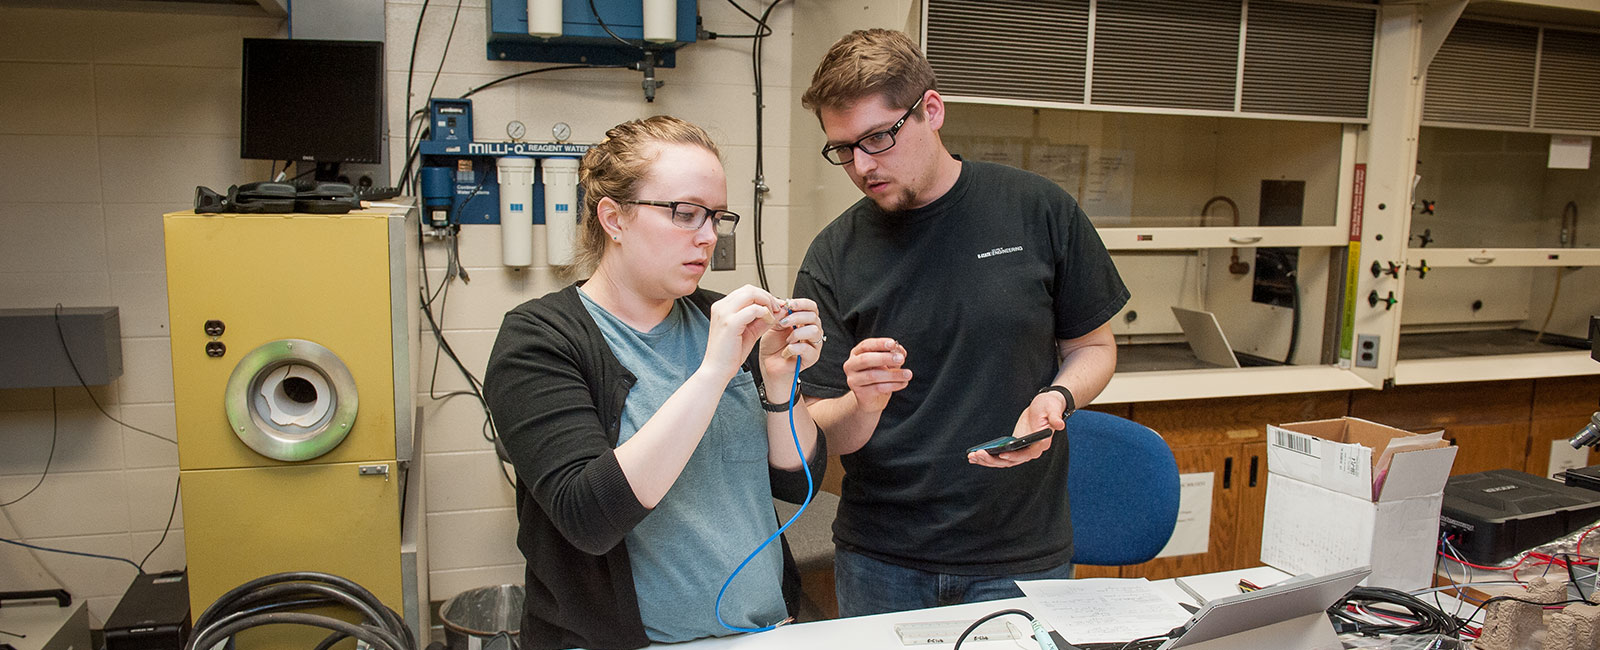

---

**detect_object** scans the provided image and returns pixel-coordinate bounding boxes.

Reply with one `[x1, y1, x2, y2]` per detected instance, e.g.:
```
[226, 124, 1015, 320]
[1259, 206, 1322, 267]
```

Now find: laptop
[1052, 566, 1371, 650]
[1171, 307, 1284, 368]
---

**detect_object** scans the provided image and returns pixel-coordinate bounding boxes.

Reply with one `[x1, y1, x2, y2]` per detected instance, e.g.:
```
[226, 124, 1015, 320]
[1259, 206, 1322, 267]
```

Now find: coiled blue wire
[715, 361, 813, 633]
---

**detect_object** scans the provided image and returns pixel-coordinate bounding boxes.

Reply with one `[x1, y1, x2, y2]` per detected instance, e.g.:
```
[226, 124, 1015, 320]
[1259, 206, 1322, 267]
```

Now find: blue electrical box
[487, 0, 698, 66]
[429, 99, 473, 144]
[419, 98, 591, 226]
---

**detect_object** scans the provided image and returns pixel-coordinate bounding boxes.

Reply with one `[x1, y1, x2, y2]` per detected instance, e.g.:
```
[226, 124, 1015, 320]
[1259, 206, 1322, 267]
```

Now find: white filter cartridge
[497, 156, 535, 267]
[643, 0, 676, 43]
[527, 0, 562, 37]
[543, 157, 581, 267]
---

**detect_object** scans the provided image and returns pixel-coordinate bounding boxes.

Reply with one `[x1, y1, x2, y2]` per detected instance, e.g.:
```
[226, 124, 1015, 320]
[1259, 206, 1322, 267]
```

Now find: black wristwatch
[1036, 385, 1075, 418]
[756, 380, 792, 413]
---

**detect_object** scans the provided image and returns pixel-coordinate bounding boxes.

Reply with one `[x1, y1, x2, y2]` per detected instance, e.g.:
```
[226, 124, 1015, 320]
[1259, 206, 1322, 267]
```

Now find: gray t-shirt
[577, 290, 786, 642]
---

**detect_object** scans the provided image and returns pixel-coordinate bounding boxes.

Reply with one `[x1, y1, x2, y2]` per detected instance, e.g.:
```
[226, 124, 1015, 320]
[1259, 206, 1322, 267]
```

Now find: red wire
[1438, 550, 1538, 572]
[1351, 605, 1418, 625]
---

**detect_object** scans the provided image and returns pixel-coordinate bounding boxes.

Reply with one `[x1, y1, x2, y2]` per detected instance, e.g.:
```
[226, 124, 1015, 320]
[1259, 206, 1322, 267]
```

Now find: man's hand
[967, 390, 1070, 468]
[843, 338, 911, 413]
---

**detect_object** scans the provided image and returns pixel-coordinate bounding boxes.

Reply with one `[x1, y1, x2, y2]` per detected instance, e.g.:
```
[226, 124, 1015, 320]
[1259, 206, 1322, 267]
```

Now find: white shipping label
[1335, 446, 1363, 479]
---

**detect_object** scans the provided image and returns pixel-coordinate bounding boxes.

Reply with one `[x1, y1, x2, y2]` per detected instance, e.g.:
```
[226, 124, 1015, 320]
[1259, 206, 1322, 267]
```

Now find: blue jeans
[834, 546, 1076, 618]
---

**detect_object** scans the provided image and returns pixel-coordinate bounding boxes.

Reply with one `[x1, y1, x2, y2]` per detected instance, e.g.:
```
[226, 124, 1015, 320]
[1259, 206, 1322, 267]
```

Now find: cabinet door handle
[1228, 236, 1262, 244]
[1223, 456, 1234, 489]
[1468, 256, 1495, 264]
[1249, 455, 1259, 488]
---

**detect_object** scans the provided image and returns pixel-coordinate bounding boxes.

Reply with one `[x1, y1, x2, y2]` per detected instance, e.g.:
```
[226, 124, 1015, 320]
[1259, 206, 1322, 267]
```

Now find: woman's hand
[702, 285, 786, 381]
[758, 297, 824, 381]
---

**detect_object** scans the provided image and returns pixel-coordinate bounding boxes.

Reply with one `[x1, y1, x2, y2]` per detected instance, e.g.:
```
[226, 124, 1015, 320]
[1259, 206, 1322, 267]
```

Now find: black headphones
[194, 180, 361, 214]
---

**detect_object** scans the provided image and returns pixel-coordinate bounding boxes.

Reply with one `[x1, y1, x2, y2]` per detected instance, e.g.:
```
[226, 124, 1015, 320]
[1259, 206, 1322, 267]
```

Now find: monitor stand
[313, 161, 343, 183]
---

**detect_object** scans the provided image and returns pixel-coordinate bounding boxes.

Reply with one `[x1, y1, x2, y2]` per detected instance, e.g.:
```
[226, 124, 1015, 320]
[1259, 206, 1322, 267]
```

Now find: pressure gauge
[507, 120, 526, 141]
[552, 122, 572, 143]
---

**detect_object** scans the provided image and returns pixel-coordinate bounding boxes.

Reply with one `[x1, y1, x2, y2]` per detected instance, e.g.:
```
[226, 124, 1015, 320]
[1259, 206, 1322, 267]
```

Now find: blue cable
[0, 535, 144, 574]
[715, 361, 813, 633]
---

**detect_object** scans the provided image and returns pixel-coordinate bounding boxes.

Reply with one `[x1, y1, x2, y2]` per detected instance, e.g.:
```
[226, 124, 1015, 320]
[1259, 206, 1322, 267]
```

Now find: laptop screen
[1171, 307, 1241, 369]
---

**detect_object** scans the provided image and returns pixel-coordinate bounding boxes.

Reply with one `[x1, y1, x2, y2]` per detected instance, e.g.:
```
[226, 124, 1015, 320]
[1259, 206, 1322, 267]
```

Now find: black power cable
[1328, 585, 1459, 638]
[751, 0, 782, 291]
[402, 0, 433, 189]
[51, 305, 175, 445]
[717, 0, 784, 290]
[461, 64, 631, 100]
[415, 210, 516, 488]
[0, 536, 142, 574]
[587, 0, 642, 50]
[422, 0, 466, 109]
[951, 609, 1038, 650]
[0, 388, 57, 507]
[138, 475, 181, 572]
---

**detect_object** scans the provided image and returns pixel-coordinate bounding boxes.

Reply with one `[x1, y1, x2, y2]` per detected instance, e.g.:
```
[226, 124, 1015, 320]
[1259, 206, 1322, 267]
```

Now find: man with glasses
[792, 29, 1129, 617]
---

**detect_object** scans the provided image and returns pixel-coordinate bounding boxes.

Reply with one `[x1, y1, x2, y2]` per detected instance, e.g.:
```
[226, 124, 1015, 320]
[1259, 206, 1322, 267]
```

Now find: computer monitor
[241, 38, 384, 171]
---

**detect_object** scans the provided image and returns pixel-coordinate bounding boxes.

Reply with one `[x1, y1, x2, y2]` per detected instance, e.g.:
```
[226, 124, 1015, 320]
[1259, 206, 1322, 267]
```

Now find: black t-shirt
[793, 159, 1129, 574]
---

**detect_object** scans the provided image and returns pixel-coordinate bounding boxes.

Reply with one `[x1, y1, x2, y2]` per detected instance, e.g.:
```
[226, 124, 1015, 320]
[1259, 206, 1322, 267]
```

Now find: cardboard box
[1260, 417, 1457, 590]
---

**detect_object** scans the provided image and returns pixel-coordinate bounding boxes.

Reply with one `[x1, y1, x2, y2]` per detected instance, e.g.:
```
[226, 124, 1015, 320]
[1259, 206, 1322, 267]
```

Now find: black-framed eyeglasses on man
[820, 94, 925, 165]
[620, 199, 741, 235]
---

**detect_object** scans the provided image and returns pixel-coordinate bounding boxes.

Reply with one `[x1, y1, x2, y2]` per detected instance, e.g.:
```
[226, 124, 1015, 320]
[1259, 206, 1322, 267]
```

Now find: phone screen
[966, 429, 1055, 456]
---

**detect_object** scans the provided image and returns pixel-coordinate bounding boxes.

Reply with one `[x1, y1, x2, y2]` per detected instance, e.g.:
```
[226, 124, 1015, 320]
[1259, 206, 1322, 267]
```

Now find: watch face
[506, 120, 526, 140]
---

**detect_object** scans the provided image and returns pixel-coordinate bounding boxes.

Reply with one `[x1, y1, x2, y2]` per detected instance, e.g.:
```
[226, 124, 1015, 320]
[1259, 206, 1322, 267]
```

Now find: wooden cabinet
[1113, 391, 1348, 581]
[1233, 441, 1269, 570]
[1526, 376, 1600, 479]
[1349, 380, 1534, 476]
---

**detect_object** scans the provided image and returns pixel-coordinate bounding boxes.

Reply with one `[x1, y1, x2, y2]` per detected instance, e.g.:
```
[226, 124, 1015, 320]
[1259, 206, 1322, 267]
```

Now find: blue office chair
[1066, 410, 1181, 566]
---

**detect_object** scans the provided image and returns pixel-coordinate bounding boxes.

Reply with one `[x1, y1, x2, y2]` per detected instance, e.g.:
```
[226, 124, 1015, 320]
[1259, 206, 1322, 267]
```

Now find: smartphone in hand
[966, 429, 1055, 456]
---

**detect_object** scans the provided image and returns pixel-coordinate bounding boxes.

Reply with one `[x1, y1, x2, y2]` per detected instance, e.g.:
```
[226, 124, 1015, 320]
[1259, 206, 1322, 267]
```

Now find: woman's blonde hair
[800, 29, 936, 117]
[559, 115, 722, 278]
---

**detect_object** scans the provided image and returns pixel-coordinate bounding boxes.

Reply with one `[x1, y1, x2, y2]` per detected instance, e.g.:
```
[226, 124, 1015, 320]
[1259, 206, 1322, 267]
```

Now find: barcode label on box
[1272, 429, 1320, 458]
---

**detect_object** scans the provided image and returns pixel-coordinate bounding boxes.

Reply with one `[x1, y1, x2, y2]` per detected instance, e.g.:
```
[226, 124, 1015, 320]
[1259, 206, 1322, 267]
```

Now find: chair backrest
[1067, 410, 1181, 566]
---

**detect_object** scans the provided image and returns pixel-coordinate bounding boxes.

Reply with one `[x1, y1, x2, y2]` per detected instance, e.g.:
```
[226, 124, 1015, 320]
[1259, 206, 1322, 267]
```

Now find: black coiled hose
[186, 572, 421, 650]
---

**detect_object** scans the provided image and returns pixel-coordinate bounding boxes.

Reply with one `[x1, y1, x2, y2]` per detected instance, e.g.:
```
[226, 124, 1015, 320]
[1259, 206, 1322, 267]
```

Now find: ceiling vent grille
[1534, 29, 1600, 132]
[1241, 0, 1374, 119]
[1422, 19, 1538, 128]
[922, 0, 1375, 120]
[925, 0, 1089, 104]
[1090, 0, 1240, 111]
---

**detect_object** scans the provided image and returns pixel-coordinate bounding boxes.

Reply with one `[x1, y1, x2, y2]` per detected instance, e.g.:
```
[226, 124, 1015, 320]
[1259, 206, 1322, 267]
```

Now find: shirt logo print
[976, 245, 1023, 260]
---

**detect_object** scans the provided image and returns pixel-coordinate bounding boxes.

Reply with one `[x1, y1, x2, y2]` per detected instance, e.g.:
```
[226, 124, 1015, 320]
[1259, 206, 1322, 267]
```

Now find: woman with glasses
[484, 116, 826, 650]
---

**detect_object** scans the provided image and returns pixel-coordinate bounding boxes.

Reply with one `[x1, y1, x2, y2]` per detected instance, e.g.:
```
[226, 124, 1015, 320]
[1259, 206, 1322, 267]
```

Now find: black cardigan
[483, 284, 826, 650]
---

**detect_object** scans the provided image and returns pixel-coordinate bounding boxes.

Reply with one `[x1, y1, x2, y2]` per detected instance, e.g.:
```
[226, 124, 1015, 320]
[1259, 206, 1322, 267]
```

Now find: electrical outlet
[712, 234, 736, 271]
[1355, 334, 1380, 368]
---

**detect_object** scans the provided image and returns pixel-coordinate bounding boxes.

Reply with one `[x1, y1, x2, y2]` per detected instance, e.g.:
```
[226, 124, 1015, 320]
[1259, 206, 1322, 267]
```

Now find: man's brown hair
[801, 29, 936, 117]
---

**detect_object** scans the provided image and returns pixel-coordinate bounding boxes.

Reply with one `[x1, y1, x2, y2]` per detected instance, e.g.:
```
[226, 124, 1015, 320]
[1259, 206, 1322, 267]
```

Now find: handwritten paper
[1017, 578, 1193, 644]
